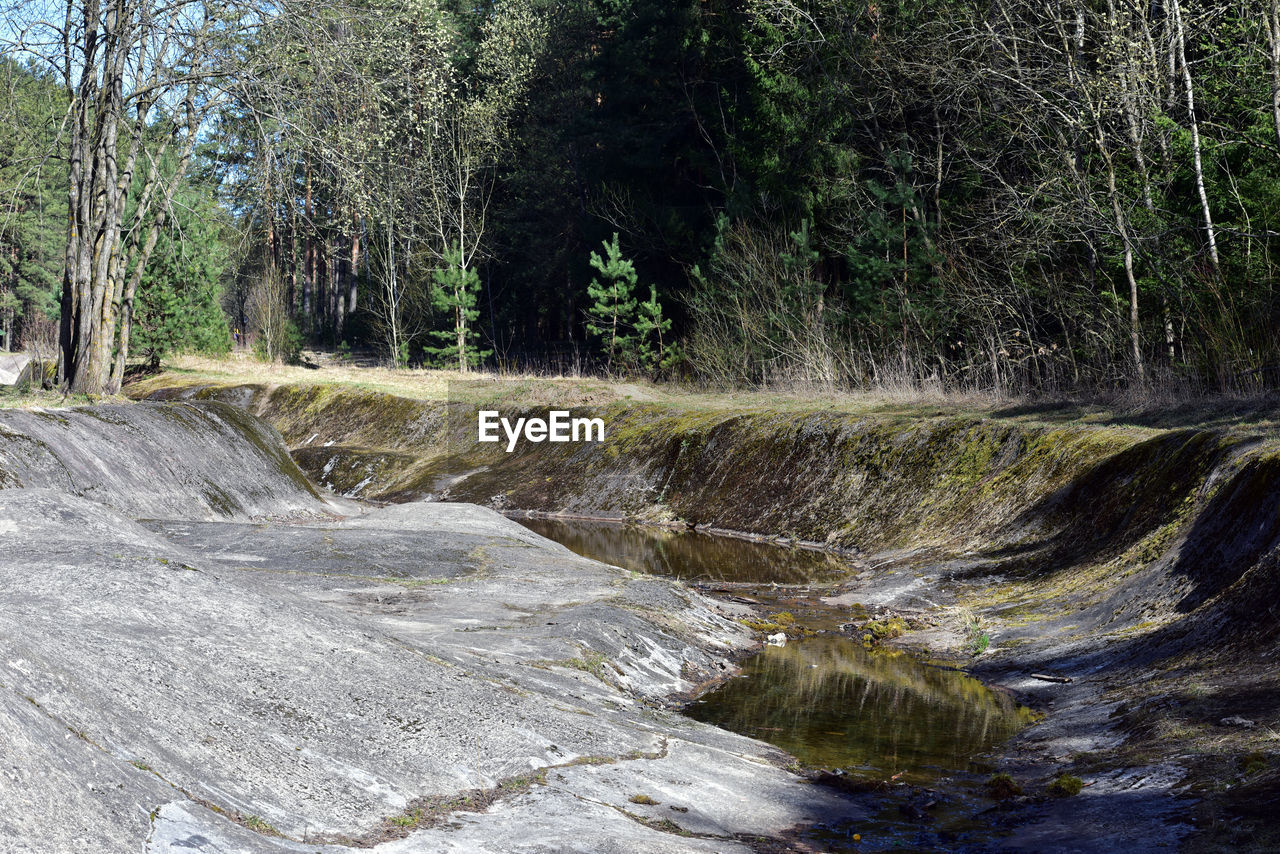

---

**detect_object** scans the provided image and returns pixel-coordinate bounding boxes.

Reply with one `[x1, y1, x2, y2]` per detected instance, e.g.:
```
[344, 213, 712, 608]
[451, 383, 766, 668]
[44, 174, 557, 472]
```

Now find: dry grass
[161, 352, 457, 400]
[6, 349, 1272, 433]
[0, 387, 130, 410]
[140, 352, 1013, 420]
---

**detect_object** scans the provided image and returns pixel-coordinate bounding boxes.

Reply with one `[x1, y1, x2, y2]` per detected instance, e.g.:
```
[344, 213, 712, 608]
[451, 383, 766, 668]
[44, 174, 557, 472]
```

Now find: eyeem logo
[477, 410, 606, 452]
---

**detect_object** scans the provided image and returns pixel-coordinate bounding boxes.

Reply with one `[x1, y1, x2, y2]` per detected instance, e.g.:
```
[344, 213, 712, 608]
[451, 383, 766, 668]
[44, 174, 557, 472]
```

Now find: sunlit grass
[134, 351, 1013, 420]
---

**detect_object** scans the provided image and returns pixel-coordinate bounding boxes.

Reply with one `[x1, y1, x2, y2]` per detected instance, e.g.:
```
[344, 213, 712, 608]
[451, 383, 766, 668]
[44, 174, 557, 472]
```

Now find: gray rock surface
[0, 402, 322, 520]
[0, 353, 30, 386]
[0, 403, 862, 853]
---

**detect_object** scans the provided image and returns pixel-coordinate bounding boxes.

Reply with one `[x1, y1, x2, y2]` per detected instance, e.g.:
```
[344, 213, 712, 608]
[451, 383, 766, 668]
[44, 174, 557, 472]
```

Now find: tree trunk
[304, 161, 313, 318]
[289, 204, 298, 313]
[1268, 0, 1280, 154]
[1170, 0, 1221, 276]
[110, 83, 200, 391]
[349, 210, 359, 315]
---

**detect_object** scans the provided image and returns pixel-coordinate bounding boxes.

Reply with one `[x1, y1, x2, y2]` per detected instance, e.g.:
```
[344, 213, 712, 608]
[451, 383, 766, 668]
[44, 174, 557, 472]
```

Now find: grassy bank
[127, 352, 1280, 434]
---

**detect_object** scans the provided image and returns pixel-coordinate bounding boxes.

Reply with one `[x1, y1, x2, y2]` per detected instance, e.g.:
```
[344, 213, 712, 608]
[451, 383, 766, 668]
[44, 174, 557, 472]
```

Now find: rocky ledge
[0, 403, 862, 852]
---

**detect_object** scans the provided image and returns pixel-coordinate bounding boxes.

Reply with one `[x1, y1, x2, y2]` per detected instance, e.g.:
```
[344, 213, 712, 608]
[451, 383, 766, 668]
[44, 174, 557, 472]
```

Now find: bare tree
[247, 265, 291, 362]
[3, 0, 248, 393]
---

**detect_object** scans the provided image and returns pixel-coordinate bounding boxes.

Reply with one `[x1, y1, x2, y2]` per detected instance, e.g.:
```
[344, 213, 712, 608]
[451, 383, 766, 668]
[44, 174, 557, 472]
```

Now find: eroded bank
[130, 378, 1280, 852]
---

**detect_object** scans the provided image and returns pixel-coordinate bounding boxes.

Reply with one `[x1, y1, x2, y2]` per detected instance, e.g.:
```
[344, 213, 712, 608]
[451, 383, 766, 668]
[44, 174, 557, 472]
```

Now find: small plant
[972, 631, 991, 655]
[1242, 750, 1268, 776]
[562, 648, 609, 680]
[984, 772, 1023, 800]
[1047, 774, 1084, 797]
[240, 814, 280, 835]
[388, 808, 422, 828]
[959, 607, 990, 656]
[629, 793, 660, 805]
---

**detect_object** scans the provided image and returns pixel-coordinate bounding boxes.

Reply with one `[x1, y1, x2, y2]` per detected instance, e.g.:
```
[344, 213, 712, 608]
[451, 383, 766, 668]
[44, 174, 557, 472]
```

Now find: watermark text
[477, 410, 605, 452]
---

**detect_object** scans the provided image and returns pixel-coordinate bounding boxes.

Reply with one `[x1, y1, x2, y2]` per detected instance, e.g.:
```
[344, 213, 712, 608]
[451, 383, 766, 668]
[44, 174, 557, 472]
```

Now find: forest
[2, 0, 1280, 394]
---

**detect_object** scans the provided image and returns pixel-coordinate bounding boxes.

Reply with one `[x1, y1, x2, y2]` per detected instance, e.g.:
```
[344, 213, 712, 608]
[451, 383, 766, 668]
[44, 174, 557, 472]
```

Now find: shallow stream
[517, 516, 1032, 786]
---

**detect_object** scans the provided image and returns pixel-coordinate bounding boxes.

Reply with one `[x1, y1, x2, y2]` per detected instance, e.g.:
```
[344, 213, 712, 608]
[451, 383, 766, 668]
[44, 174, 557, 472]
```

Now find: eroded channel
[517, 516, 1032, 785]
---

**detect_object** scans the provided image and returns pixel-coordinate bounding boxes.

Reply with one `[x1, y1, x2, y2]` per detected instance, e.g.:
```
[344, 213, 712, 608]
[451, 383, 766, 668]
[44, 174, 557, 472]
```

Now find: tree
[247, 266, 299, 364]
[426, 243, 490, 370]
[635, 283, 677, 375]
[585, 233, 640, 370]
[3, 0, 245, 393]
[232, 0, 547, 368]
[130, 185, 232, 367]
[0, 61, 65, 352]
[482, 0, 729, 359]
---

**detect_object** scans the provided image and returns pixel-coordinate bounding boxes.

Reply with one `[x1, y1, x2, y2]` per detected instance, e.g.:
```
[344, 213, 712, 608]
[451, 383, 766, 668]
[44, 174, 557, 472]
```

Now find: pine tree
[132, 185, 233, 367]
[634, 283, 677, 375]
[425, 243, 490, 371]
[585, 233, 639, 370]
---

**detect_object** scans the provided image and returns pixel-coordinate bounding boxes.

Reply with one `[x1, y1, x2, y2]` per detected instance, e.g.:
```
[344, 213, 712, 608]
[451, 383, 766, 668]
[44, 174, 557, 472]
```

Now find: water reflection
[687, 636, 1035, 783]
[516, 516, 846, 584]
[517, 515, 1034, 786]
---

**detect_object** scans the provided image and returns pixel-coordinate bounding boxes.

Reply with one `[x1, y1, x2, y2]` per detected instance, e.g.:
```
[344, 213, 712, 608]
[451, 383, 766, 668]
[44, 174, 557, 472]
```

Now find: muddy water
[516, 516, 847, 584]
[517, 516, 1031, 786]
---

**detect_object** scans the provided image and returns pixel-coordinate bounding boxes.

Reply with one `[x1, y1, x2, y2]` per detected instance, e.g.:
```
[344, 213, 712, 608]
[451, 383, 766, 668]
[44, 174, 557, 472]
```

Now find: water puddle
[517, 516, 1036, 850]
[516, 516, 846, 584]
[685, 636, 1033, 784]
[517, 517, 1031, 772]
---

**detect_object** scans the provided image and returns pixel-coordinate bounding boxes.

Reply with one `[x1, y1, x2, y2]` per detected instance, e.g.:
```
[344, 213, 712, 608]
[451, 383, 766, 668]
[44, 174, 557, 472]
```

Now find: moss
[364, 769, 548, 842]
[863, 617, 907, 641]
[854, 615, 913, 648]
[984, 772, 1023, 800]
[1241, 751, 1268, 776]
[619, 811, 693, 837]
[239, 814, 282, 836]
[562, 755, 619, 767]
[628, 793, 660, 805]
[202, 481, 239, 517]
[193, 400, 320, 498]
[1047, 774, 1084, 797]
[740, 611, 800, 633]
[291, 445, 421, 498]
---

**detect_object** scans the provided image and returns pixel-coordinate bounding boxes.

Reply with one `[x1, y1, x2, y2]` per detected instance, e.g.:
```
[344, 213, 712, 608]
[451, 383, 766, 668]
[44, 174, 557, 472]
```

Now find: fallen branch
[1030, 673, 1073, 683]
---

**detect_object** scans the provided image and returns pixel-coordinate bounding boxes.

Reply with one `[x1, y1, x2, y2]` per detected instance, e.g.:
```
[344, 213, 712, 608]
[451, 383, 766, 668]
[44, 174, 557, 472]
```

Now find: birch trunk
[1170, 0, 1221, 276]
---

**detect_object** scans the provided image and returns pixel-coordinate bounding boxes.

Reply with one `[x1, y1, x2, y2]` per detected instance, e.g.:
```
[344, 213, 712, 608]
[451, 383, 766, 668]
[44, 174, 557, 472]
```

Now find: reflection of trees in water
[519, 519, 845, 584]
[689, 637, 1034, 780]
[519, 518, 1027, 781]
